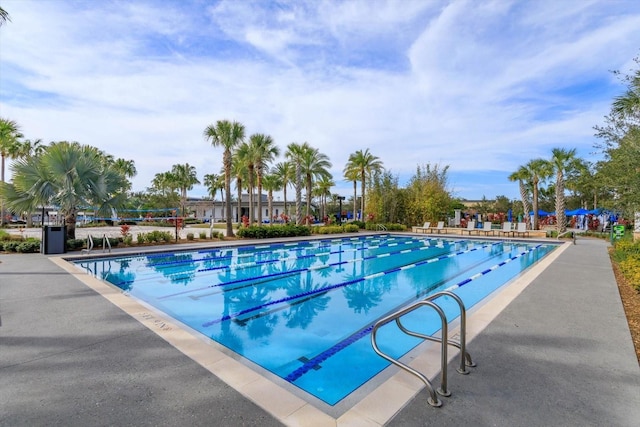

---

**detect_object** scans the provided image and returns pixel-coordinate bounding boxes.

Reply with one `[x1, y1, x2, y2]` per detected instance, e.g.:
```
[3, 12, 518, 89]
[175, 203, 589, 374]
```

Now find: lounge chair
[513, 222, 529, 238]
[479, 221, 494, 236]
[417, 222, 430, 234]
[497, 221, 513, 237]
[461, 220, 476, 235]
[429, 221, 445, 234]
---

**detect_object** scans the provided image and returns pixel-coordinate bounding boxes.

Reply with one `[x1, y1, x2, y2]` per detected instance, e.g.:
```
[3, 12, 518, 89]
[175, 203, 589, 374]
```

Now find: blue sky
[1, 0, 639, 201]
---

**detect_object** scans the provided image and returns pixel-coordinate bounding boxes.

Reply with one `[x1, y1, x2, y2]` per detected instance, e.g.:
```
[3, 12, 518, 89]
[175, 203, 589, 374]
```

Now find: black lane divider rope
[283, 243, 544, 383]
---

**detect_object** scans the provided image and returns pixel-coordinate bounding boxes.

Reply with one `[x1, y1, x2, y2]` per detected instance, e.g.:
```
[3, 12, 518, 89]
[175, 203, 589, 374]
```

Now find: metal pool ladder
[82, 234, 112, 254]
[370, 291, 476, 407]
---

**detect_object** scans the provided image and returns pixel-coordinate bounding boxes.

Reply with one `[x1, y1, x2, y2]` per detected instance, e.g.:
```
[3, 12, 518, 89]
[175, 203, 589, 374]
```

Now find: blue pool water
[74, 234, 557, 405]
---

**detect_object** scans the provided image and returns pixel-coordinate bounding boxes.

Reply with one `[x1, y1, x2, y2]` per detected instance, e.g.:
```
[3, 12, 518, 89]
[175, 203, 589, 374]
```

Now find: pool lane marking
[199, 241, 499, 327]
[283, 243, 546, 383]
[131, 235, 412, 275]
[154, 237, 451, 299]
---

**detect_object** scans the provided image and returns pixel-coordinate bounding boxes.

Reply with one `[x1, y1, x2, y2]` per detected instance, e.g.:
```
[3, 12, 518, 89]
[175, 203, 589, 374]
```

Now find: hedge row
[236, 225, 312, 239]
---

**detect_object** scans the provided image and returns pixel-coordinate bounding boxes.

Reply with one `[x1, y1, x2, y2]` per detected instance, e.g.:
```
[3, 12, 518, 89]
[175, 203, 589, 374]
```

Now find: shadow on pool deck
[1, 237, 639, 426]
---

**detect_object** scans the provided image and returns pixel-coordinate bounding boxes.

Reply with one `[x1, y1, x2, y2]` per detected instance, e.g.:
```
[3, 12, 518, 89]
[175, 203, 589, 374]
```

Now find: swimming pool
[73, 234, 557, 406]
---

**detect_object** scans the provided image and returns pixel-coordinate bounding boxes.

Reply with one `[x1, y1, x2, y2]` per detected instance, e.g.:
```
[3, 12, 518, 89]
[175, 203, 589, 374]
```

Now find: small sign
[613, 225, 625, 239]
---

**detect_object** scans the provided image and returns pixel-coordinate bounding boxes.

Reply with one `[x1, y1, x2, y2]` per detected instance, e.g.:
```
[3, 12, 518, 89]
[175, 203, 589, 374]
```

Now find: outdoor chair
[479, 221, 494, 236]
[461, 220, 476, 235]
[497, 221, 514, 237]
[513, 222, 530, 237]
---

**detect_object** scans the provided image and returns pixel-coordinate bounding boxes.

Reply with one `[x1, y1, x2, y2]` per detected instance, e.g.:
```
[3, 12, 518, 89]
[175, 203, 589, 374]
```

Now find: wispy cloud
[1, 0, 638, 200]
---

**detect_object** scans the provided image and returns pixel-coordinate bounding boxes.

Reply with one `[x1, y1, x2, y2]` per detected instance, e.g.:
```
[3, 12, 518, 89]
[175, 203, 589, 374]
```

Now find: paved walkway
[1, 237, 638, 426]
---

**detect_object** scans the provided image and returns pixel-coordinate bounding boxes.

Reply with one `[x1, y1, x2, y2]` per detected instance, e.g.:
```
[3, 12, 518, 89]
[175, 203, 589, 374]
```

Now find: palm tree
[20, 138, 46, 158]
[0, 141, 129, 240]
[248, 134, 279, 225]
[203, 173, 223, 221]
[204, 120, 245, 237]
[508, 165, 532, 228]
[314, 175, 334, 222]
[231, 154, 249, 225]
[285, 143, 305, 224]
[273, 161, 293, 221]
[171, 163, 200, 217]
[0, 118, 23, 225]
[549, 148, 579, 234]
[525, 158, 553, 230]
[235, 141, 255, 223]
[612, 67, 640, 119]
[346, 149, 382, 219]
[0, 6, 10, 26]
[261, 172, 282, 225]
[343, 164, 359, 221]
[299, 144, 332, 224]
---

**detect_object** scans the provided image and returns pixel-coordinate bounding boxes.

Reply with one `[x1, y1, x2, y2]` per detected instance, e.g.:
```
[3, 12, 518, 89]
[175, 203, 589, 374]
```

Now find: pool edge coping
[49, 237, 571, 427]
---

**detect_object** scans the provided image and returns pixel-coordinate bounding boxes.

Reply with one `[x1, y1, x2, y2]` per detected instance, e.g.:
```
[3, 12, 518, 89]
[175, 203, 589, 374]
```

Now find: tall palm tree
[549, 148, 579, 234]
[285, 143, 305, 224]
[234, 142, 255, 223]
[508, 165, 532, 228]
[204, 120, 245, 237]
[248, 133, 280, 225]
[343, 164, 359, 221]
[171, 163, 200, 217]
[0, 141, 129, 239]
[525, 158, 553, 230]
[261, 172, 282, 226]
[346, 149, 382, 219]
[314, 175, 334, 222]
[299, 144, 332, 223]
[0, 118, 23, 225]
[231, 155, 249, 224]
[203, 172, 223, 221]
[273, 161, 293, 221]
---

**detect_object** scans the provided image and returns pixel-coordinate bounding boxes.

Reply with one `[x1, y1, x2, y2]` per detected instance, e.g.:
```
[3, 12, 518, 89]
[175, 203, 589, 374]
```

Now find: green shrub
[2, 241, 20, 252]
[0, 230, 10, 241]
[344, 224, 360, 232]
[67, 239, 85, 250]
[16, 240, 41, 253]
[123, 235, 133, 246]
[199, 232, 207, 239]
[236, 225, 311, 239]
[186, 232, 195, 241]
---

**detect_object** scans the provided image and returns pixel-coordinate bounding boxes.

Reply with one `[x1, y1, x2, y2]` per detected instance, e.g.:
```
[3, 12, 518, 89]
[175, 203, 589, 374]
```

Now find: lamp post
[337, 196, 345, 224]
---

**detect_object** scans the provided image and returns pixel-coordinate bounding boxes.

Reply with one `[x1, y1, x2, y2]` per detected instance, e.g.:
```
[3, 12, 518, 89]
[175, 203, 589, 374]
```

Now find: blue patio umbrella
[507, 209, 512, 222]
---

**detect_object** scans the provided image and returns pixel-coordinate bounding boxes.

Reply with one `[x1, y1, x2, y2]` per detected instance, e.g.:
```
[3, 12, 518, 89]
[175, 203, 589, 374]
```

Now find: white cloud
[1, 0, 639, 201]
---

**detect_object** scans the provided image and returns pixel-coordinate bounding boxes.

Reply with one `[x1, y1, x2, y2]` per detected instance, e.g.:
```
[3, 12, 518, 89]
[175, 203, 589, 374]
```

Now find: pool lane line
[200, 242, 499, 327]
[283, 243, 546, 383]
[137, 234, 405, 271]
[158, 237, 463, 300]
[152, 237, 453, 298]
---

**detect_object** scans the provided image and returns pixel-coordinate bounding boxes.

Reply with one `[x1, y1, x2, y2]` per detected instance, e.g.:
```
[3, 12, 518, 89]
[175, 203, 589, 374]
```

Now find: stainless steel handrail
[102, 234, 111, 253]
[370, 291, 475, 408]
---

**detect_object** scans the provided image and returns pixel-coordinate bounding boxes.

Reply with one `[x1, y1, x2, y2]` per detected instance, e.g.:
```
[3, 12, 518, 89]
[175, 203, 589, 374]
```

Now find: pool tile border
[51, 238, 570, 426]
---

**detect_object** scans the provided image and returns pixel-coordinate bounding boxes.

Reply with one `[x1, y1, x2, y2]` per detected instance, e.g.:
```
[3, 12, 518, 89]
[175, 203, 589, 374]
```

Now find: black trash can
[42, 225, 67, 254]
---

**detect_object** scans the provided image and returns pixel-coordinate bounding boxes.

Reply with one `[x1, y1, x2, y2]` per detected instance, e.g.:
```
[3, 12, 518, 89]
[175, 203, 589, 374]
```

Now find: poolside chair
[419, 222, 430, 234]
[513, 222, 529, 238]
[461, 220, 476, 235]
[428, 221, 445, 234]
[479, 221, 494, 236]
[497, 221, 513, 237]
